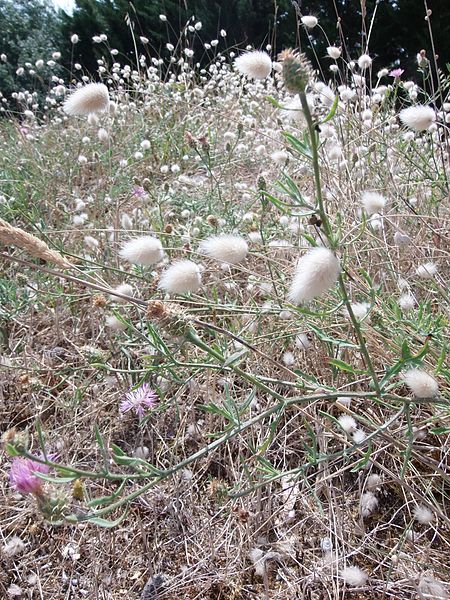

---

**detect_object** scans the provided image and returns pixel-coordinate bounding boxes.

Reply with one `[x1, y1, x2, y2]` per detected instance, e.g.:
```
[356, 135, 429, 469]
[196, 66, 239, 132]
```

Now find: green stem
[299, 90, 381, 397]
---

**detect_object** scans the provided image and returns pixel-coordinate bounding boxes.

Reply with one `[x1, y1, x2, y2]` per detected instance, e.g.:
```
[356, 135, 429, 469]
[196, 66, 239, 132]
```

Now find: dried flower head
[399, 105, 436, 131]
[278, 49, 313, 94]
[63, 83, 110, 116]
[288, 247, 340, 304]
[402, 368, 438, 398]
[120, 383, 158, 419]
[158, 260, 202, 294]
[234, 50, 272, 80]
[199, 234, 248, 264]
[119, 236, 164, 266]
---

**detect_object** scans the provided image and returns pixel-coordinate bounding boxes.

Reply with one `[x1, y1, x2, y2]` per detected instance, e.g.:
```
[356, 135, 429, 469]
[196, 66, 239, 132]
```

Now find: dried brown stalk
[0, 217, 72, 269]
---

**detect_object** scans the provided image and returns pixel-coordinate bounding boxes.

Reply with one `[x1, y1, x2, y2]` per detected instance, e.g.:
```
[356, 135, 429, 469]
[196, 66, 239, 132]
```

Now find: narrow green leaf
[320, 94, 339, 124]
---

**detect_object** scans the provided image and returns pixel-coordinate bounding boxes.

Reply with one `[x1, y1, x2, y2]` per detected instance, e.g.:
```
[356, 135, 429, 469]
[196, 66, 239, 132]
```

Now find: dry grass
[0, 23, 449, 600]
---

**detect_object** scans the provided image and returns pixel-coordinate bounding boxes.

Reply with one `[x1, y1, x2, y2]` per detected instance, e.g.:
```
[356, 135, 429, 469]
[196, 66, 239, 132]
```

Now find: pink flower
[9, 457, 50, 495]
[120, 383, 158, 419]
[389, 68, 404, 78]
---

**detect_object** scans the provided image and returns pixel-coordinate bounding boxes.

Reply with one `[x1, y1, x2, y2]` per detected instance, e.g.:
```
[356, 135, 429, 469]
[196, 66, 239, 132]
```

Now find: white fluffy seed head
[327, 46, 341, 59]
[414, 505, 434, 524]
[416, 262, 437, 279]
[158, 260, 202, 294]
[199, 234, 248, 264]
[338, 414, 357, 433]
[361, 191, 387, 215]
[360, 491, 378, 517]
[353, 429, 366, 444]
[402, 368, 438, 398]
[301, 15, 318, 28]
[111, 283, 134, 303]
[288, 247, 340, 304]
[295, 333, 311, 350]
[234, 51, 272, 80]
[399, 105, 436, 131]
[3, 536, 26, 558]
[347, 302, 370, 320]
[358, 54, 372, 69]
[105, 315, 126, 331]
[417, 576, 448, 600]
[119, 236, 164, 266]
[63, 83, 110, 116]
[399, 293, 416, 311]
[341, 566, 368, 587]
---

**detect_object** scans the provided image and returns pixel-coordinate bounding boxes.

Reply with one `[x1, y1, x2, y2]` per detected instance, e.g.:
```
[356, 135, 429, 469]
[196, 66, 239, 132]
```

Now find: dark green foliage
[0, 0, 449, 97]
[0, 0, 63, 101]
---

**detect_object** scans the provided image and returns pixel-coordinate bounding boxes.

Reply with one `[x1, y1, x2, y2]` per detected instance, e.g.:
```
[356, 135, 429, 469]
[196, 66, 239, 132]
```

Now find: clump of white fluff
[399, 293, 416, 311]
[105, 315, 126, 331]
[338, 415, 357, 433]
[119, 236, 164, 266]
[341, 566, 368, 587]
[158, 260, 202, 294]
[199, 234, 248, 264]
[417, 575, 448, 600]
[234, 51, 272, 80]
[416, 262, 437, 279]
[399, 105, 436, 131]
[288, 248, 340, 304]
[346, 302, 370, 320]
[111, 283, 134, 303]
[414, 505, 434, 524]
[402, 368, 438, 398]
[361, 191, 387, 215]
[301, 15, 318, 28]
[63, 83, 110, 116]
[360, 491, 378, 517]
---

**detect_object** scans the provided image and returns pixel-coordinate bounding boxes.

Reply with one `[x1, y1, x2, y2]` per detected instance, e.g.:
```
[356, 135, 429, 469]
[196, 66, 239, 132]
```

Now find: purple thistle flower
[9, 457, 50, 495]
[132, 186, 148, 199]
[120, 383, 158, 419]
[389, 68, 404, 79]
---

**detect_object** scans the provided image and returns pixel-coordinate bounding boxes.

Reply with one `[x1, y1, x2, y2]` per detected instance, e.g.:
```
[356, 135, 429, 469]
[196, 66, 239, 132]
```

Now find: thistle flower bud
[278, 49, 313, 94]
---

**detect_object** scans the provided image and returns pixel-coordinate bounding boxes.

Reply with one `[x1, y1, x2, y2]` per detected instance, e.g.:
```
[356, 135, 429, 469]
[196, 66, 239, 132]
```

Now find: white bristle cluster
[413, 505, 434, 524]
[360, 491, 378, 517]
[417, 576, 448, 600]
[111, 283, 134, 303]
[402, 368, 438, 398]
[158, 260, 202, 294]
[199, 234, 248, 264]
[399, 105, 436, 131]
[416, 262, 438, 279]
[361, 191, 387, 215]
[234, 51, 272, 80]
[63, 82, 110, 116]
[338, 414, 357, 433]
[341, 566, 368, 587]
[288, 247, 340, 304]
[119, 236, 164, 266]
